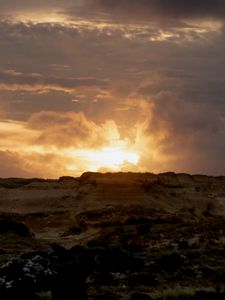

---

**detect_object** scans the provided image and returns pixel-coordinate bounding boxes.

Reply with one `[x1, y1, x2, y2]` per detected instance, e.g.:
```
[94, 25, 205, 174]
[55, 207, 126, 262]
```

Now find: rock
[178, 239, 189, 250]
[130, 292, 153, 300]
[215, 271, 225, 282]
[158, 253, 187, 273]
[0, 248, 90, 300]
[58, 176, 76, 182]
[137, 223, 151, 235]
[51, 263, 87, 300]
[0, 219, 34, 237]
[200, 266, 216, 279]
[95, 246, 143, 272]
[63, 227, 82, 236]
[193, 291, 225, 300]
[0, 248, 7, 255]
[128, 272, 157, 287]
[93, 292, 117, 300]
[0, 258, 24, 278]
[21, 251, 49, 260]
[69, 245, 85, 256]
[92, 272, 116, 286]
[51, 243, 67, 257]
[181, 267, 197, 278]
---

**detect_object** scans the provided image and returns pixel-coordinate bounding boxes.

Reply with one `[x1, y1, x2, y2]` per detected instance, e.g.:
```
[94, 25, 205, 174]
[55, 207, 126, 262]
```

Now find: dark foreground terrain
[0, 172, 225, 299]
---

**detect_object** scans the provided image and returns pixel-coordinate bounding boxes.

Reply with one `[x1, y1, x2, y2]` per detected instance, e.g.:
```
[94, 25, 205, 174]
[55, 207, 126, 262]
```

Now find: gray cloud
[0, 70, 106, 92]
[79, 0, 225, 22]
[140, 91, 225, 175]
[3, 0, 224, 21]
[0, 0, 75, 16]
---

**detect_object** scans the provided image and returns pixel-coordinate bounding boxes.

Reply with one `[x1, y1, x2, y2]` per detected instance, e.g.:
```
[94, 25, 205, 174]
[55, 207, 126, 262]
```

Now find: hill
[0, 172, 225, 299]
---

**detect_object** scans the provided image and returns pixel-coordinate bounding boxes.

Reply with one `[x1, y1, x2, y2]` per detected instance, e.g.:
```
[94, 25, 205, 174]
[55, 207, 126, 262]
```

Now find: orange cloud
[27, 111, 122, 149]
[0, 83, 73, 94]
[1, 89, 224, 178]
[0, 111, 151, 178]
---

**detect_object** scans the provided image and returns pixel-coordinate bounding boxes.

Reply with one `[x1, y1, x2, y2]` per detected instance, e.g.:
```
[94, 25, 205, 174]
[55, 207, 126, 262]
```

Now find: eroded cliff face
[1, 173, 225, 299]
[0, 172, 225, 241]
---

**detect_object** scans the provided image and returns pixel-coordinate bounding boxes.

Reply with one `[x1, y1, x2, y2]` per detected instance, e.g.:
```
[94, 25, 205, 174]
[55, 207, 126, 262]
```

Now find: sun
[84, 146, 140, 171]
[66, 145, 140, 173]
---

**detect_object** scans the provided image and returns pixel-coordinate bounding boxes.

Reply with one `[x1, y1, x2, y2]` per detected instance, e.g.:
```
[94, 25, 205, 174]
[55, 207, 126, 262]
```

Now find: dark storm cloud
[0, 0, 50, 10]
[0, 0, 74, 15]
[144, 91, 225, 174]
[0, 20, 133, 81]
[0, 21, 111, 100]
[0, 18, 225, 123]
[0, 70, 106, 92]
[80, 0, 225, 21]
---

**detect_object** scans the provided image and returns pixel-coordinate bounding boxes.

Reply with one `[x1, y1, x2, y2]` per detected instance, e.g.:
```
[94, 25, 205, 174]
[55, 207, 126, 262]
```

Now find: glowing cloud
[67, 146, 140, 172]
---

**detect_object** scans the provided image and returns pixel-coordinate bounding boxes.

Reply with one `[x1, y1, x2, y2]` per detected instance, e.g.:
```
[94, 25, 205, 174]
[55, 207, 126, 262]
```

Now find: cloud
[0, 113, 142, 178]
[27, 111, 126, 149]
[0, 150, 78, 178]
[137, 91, 225, 175]
[0, 4, 225, 176]
[1, 93, 225, 178]
[79, 0, 225, 22]
[0, 0, 74, 16]
[0, 70, 106, 93]
[0, 151, 35, 178]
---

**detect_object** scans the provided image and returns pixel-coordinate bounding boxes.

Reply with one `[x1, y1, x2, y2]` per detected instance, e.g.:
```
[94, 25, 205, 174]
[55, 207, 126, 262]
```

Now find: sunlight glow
[0, 118, 145, 177]
[12, 11, 67, 24]
[67, 146, 140, 172]
[85, 147, 139, 170]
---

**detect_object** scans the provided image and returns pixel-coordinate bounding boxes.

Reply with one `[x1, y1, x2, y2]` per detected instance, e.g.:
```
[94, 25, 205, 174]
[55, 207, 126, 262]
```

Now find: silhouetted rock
[200, 266, 216, 279]
[92, 272, 116, 286]
[51, 243, 67, 257]
[130, 292, 153, 300]
[21, 251, 49, 260]
[58, 176, 76, 182]
[0, 249, 89, 300]
[193, 291, 225, 300]
[0, 219, 33, 237]
[95, 246, 144, 272]
[51, 263, 87, 300]
[63, 226, 82, 236]
[128, 272, 157, 287]
[0, 248, 7, 255]
[137, 223, 151, 235]
[158, 253, 187, 273]
[93, 292, 117, 300]
[178, 239, 189, 250]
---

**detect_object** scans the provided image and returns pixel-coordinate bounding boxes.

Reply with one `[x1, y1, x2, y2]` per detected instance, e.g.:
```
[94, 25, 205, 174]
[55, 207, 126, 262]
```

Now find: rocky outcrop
[0, 172, 225, 299]
[0, 219, 34, 237]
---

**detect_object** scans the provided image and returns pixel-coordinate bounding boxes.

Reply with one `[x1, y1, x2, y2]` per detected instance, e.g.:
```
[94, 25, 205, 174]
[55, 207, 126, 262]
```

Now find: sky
[0, 0, 225, 178]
